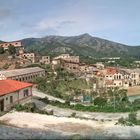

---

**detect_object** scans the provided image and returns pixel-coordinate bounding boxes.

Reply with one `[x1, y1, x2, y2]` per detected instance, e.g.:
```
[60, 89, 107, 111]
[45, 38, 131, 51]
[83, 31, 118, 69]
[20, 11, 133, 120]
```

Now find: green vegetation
[33, 77, 47, 92]
[40, 88, 140, 113]
[15, 103, 53, 115]
[94, 97, 107, 107]
[118, 112, 140, 126]
[23, 34, 140, 58]
[0, 47, 4, 54]
[33, 65, 91, 100]
[2, 63, 11, 69]
[8, 45, 16, 55]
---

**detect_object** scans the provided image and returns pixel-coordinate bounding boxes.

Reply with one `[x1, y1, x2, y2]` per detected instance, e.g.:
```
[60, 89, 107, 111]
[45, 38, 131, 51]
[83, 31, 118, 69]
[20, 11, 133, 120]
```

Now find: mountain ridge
[1, 34, 140, 58]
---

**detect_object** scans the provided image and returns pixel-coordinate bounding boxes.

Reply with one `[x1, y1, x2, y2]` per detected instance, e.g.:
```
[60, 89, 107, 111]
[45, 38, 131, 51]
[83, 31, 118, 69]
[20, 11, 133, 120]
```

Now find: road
[32, 88, 65, 103]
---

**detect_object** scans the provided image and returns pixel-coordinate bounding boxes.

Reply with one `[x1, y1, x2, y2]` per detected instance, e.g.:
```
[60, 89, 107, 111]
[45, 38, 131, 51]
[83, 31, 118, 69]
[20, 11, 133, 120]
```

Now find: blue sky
[0, 0, 140, 45]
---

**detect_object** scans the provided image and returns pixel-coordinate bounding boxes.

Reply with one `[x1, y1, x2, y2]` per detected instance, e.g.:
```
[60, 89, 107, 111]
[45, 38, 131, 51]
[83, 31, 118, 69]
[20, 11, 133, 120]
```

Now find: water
[128, 95, 140, 102]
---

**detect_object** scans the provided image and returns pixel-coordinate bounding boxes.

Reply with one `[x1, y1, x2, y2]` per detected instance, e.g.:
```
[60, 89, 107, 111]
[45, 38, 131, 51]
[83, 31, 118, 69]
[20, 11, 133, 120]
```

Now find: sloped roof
[106, 68, 118, 75]
[0, 67, 44, 77]
[0, 79, 33, 96]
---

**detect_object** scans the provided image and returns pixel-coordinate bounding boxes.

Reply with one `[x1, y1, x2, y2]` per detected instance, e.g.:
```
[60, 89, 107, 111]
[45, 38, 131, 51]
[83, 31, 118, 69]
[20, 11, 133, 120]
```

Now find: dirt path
[33, 99, 140, 121]
[1, 112, 140, 139]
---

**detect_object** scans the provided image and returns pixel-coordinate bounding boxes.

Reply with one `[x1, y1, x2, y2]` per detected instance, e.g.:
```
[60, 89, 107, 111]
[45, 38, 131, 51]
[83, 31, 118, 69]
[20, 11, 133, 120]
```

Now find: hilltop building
[22, 53, 35, 63]
[0, 41, 22, 50]
[40, 56, 50, 64]
[54, 54, 79, 63]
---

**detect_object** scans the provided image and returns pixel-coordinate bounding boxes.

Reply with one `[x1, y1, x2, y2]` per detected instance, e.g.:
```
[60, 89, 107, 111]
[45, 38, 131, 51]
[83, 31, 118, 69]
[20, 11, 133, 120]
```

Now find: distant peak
[80, 33, 92, 38]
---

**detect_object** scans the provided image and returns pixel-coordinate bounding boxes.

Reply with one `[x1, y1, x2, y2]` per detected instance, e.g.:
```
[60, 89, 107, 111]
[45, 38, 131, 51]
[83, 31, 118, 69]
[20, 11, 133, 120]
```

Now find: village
[0, 41, 140, 139]
[0, 41, 140, 109]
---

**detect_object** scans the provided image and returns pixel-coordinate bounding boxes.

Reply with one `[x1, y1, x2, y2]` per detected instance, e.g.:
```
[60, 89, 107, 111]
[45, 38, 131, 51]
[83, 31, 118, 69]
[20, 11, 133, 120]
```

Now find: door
[0, 99, 4, 112]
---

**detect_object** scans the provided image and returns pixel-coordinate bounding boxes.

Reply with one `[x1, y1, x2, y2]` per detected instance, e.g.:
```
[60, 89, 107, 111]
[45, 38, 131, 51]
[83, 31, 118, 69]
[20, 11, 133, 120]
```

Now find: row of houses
[104, 67, 140, 88]
[0, 41, 22, 50]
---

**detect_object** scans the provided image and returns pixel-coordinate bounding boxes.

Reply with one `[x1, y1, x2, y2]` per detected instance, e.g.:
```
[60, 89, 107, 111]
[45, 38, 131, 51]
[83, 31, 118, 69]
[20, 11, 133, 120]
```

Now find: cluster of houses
[1, 41, 140, 111]
[103, 68, 140, 88]
[0, 66, 45, 112]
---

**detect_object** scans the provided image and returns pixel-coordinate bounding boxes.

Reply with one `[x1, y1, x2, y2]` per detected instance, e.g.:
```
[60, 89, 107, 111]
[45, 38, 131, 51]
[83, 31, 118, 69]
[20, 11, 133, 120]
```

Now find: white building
[0, 79, 32, 112]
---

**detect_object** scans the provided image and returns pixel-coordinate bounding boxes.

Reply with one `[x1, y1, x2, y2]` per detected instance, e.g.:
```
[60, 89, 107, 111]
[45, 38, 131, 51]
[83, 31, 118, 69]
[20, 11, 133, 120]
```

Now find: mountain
[6, 34, 140, 57]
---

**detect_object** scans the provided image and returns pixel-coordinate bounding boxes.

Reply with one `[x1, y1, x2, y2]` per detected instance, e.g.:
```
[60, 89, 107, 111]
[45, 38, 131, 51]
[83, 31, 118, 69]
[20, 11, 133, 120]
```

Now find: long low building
[0, 79, 33, 111]
[0, 41, 22, 50]
[0, 67, 45, 82]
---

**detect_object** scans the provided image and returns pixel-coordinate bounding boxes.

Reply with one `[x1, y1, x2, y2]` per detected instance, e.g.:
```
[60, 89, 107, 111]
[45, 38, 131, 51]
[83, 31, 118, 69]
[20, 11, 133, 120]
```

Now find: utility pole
[113, 92, 115, 112]
[113, 89, 116, 112]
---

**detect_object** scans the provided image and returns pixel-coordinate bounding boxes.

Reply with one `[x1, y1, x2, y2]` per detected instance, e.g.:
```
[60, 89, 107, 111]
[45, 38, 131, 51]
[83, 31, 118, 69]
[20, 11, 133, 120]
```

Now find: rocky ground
[0, 112, 140, 139]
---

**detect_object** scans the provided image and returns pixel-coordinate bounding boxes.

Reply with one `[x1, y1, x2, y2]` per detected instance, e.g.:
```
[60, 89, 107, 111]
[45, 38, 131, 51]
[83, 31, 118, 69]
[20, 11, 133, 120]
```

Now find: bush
[118, 117, 126, 125]
[24, 102, 36, 112]
[71, 112, 76, 117]
[128, 112, 137, 123]
[15, 104, 25, 111]
[42, 97, 50, 104]
[48, 110, 54, 115]
[94, 97, 107, 107]
[65, 100, 70, 106]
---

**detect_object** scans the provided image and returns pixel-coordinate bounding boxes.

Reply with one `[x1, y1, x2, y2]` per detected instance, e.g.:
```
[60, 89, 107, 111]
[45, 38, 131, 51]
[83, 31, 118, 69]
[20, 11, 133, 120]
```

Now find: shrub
[43, 97, 50, 104]
[118, 117, 126, 125]
[65, 100, 70, 106]
[71, 112, 76, 117]
[48, 110, 54, 115]
[24, 102, 36, 112]
[94, 97, 107, 107]
[15, 104, 25, 111]
[128, 112, 137, 123]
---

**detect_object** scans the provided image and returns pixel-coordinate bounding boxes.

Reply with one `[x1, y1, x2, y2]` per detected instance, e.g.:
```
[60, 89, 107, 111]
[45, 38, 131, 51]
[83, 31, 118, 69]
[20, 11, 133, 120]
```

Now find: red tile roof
[0, 79, 33, 96]
[106, 68, 118, 75]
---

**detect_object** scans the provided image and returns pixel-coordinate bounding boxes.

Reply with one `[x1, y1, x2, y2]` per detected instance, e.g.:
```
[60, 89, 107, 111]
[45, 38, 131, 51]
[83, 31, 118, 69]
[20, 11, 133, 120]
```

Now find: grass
[40, 97, 140, 113]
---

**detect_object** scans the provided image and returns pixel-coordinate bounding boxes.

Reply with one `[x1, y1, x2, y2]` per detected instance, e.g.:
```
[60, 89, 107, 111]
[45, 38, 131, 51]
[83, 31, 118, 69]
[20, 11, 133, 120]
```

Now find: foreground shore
[0, 111, 140, 139]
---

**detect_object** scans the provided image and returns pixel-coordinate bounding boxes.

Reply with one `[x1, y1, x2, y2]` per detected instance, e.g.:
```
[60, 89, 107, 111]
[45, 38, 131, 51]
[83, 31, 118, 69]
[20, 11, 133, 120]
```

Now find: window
[6, 97, 8, 101]
[24, 89, 29, 97]
[10, 96, 13, 103]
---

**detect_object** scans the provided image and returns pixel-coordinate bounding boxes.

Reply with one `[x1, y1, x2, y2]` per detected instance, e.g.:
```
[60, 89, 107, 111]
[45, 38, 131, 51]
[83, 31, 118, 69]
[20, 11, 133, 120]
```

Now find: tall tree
[8, 45, 16, 55]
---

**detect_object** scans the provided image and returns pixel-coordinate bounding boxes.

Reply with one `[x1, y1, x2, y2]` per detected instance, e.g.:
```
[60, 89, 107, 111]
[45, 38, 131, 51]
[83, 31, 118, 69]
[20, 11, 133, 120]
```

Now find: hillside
[1, 34, 140, 58]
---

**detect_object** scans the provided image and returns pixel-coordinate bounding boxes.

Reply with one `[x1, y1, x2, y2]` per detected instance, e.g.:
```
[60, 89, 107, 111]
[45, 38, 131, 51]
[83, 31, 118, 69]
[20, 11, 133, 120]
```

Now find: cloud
[0, 8, 11, 19]
[20, 19, 76, 37]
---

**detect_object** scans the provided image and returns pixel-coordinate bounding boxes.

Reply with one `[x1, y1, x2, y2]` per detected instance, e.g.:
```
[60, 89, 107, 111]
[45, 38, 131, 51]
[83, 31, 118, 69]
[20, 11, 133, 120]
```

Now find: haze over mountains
[1, 33, 140, 58]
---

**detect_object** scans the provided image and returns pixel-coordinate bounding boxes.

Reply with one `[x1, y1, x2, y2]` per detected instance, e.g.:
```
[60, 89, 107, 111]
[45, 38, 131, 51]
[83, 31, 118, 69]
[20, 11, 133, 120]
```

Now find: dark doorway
[0, 99, 4, 112]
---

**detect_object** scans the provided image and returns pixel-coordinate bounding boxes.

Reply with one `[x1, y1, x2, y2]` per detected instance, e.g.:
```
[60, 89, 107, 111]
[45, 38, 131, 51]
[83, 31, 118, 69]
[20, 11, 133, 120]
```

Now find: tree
[94, 97, 107, 107]
[8, 45, 16, 55]
[0, 47, 4, 54]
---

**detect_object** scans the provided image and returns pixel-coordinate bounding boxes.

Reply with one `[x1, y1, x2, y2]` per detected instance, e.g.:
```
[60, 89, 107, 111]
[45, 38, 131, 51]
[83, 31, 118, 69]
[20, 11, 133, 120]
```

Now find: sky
[0, 0, 140, 45]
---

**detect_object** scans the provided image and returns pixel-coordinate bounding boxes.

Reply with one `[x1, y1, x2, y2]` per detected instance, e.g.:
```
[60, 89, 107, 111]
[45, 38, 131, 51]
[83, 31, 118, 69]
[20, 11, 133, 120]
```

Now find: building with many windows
[0, 41, 22, 50]
[0, 67, 45, 82]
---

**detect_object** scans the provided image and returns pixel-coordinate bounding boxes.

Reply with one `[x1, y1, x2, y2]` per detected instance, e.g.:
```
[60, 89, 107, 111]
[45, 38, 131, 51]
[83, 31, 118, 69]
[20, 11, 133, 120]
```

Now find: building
[40, 56, 50, 64]
[22, 53, 35, 63]
[54, 54, 79, 63]
[0, 41, 22, 50]
[61, 60, 79, 74]
[95, 62, 104, 69]
[0, 79, 33, 111]
[104, 68, 123, 88]
[104, 67, 140, 88]
[0, 67, 45, 82]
